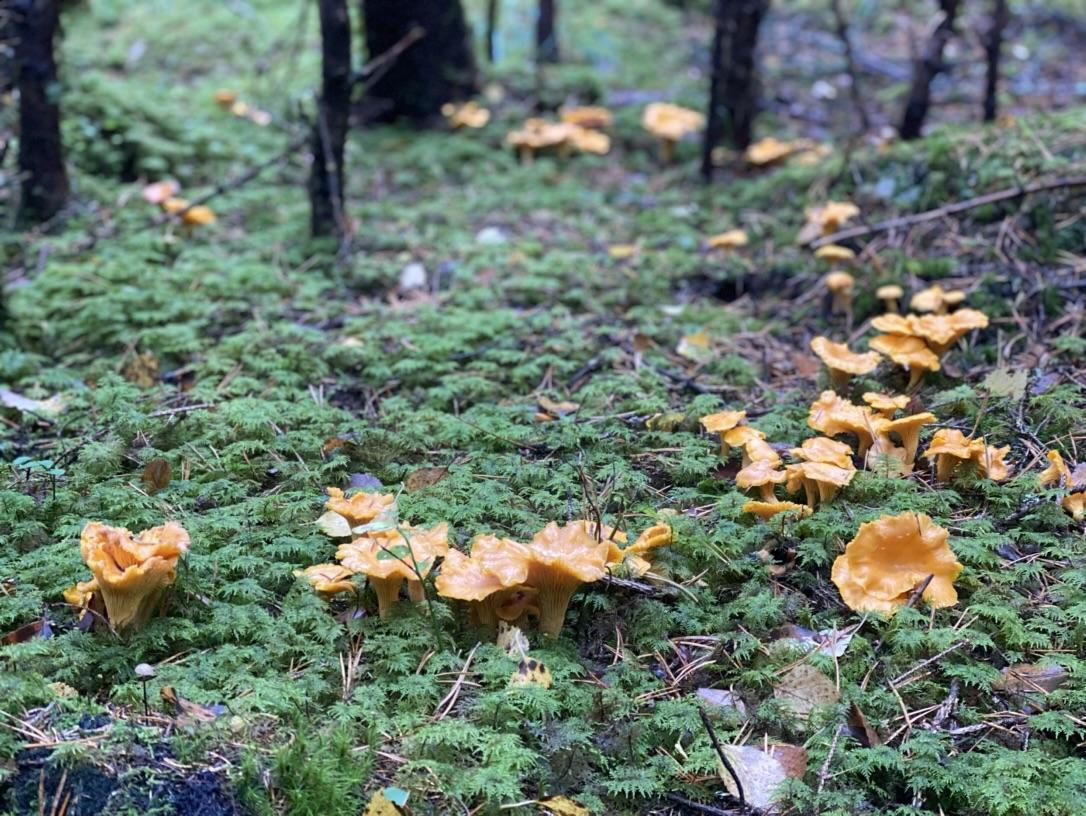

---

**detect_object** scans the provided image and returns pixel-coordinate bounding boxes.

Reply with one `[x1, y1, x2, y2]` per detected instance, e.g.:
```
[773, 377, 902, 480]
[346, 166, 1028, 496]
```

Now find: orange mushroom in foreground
[522, 521, 610, 637]
[435, 536, 535, 626]
[810, 336, 881, 390]
[337, 523, 449, 617]
[832, 512, 961, 615]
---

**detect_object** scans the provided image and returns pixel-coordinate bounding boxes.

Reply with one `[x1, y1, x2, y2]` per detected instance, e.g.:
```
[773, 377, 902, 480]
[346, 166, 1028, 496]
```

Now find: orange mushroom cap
[876, 285, 904, 312]
[707, 229, 749, 250]
[641, 102, 705, 142]
[862, 392, 910, 417]
[923, 428, 983, 482]
[807, 391, 886, 455]
[1040, 450, 1072, 488]
[700, 410, 747, 434]
[182, 205, 216, 226]
[742, 500, 813, 521]
[607, 523, 674, 578]
[1063, 492, 1086, 521]
[295, 563, 356, 598]
[79, 521, 190, 633]
[442, 100, 491, 129]
[910, 310, 989, 356]
[337, 523, 449, 617]
[824, 271, 854, 294]
[868, 334, 940, 389]
[910, 284, 966, 314]
[745, 136, 798, 166]
[560, 105, 613, 130]
[161, 197, 191, 215]
[870, 314, 914, 336]
[790, 436, 854, 468]
[744, 437, 781, 466]
[567, 125, 611, 155]
[723, 425, 766, 448]
[434, 537, 536, 626]
[832, 512, 961, 615]
[814, 244, 856, 264]
[810, 336, 881, 388]
[881, 411, 937, 465]
[736, 459, 788, 501]
[325, 487, 396, 527]
[784, 460, 855, 508]
[973, 444, 1012, 482]
[865, 433, 913, 476]
[522, 522, 610, 636]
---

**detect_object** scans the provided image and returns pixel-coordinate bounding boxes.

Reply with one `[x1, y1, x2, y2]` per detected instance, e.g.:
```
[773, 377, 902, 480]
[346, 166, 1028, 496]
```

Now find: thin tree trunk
[829, 0, 870, 131]
[485, 0, 498, 63]
[700, 0, 728, 182]
[983, 0, 1008, 122]
[309, 0, 351, 238]
[14, 0, 69, 224]
[899, 0, 961, 139]
[362, 0, 476, 123]
[536, 0, 558, 63]
[724, 0, 768, 151]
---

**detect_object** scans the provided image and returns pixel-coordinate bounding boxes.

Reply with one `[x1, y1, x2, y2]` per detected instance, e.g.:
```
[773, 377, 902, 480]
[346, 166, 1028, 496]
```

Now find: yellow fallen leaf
[608, 243, 638, 260]
[677, 331, 713, 362]
[316, 510, 352, 538]
[772, 663, 839, 721]
[537, 795, 589, 815]
[362, 790, 400, 816]
[509, 656, 552, 688]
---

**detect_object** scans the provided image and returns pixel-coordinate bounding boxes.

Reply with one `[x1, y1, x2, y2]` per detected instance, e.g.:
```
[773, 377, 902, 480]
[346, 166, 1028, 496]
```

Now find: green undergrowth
[2, 0, 1086, 814]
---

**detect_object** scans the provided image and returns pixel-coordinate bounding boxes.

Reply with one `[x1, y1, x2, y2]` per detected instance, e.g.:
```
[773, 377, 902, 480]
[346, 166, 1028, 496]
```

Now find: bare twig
[812, 175, 1086, 246]
[698, 705, 745, 808]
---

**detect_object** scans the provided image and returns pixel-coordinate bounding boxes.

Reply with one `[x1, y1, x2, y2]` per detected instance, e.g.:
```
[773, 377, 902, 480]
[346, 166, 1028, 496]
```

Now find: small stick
[812, 175, 1086, 247]
[698, 705, 745, 808]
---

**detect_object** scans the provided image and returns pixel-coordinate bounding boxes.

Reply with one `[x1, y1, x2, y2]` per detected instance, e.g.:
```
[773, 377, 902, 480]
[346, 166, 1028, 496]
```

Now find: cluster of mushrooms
[141, 179, 216, 227]
[504, 106, 613, 161]
[301, 488, 673, 638]
[64, 521, 190, 633]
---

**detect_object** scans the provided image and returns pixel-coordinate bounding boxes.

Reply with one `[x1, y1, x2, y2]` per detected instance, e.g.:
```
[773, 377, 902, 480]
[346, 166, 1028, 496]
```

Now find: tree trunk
[899, 0, 961, 140]
[362, 0, 476, 123]
[701, 0, 768, 177]
[309, 0, 352, 238]
[13, 0, 69, 224]
[983, 0, 1008, 122]
[700, 0, 728, 182]
[536, 0, 558, 64]
[485, 0, 498, 63]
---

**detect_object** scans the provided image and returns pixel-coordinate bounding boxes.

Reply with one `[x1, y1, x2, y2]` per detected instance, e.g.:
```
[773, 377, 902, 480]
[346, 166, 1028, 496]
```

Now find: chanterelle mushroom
[807, 391, 885, 456]
[606, 523, 674, 578]
[862, 392, 909, 418]
[737, 459, 788, 502]
[909, 310, 989, 357]
[522, 521, 610, 637]
[973, 443, 1012, 482]
[79, 521, 190, 633]
[325, 487, 396, 527]
[824, 271, 855, 315]
[442, 100, 490, 129]
[560, 105, 613, 130]
[785, 461, 855, 508]
[814, 244, 856, 265]
[790, 436, 854, 468]
[435, 536, 533, 626]
[832, 512, 961, 615]
[810, 336, 881, 390]
[923, 429, 982, 482]
[337, 523, 449, 617]
[910, 284, 965, 315]
[707, 229, 749, 251]
[876, 285, 904, 314]
[742, 500, 812, 522]
[868, 334, 940, 390]
[641, 102, 705, 162]
[1040, 450, 1072, 488]
[880, 412, 937, 467]
[700, 410, 748, 457]
[296, 563, 356, 599]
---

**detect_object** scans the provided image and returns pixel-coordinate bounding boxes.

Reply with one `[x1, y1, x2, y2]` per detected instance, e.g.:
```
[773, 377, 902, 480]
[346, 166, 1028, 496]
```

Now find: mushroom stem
[534, 580, 580, 638]
[370, 576, 404, 618]
[817, 482, 840, 504]
[831, 292, 851, 315]
[802, 479, 818, 510]
[934, 455, 960, 483]
[407, 579, 426, 603]
[758, 483, 777, 502]
[829, 368, 851, 392]
[881, 297, 899, 313]
[659, 139, 674, 163]
[907, 367, 926, 391]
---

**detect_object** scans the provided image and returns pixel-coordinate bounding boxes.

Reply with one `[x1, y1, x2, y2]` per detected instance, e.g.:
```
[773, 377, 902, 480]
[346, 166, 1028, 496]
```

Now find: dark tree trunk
[13, 0, 69, 224]
[362, 0, 476, 123]
[536, 0, 558, 64]
[830, 0, 871, 131]
[983, 0, 1009, 122]
[701, 0, 768, 178]
[899, 0, 961, 139]
[700, 0, 728, 182]
[485, 0, 498, 63]
[309, 0, 352, 238]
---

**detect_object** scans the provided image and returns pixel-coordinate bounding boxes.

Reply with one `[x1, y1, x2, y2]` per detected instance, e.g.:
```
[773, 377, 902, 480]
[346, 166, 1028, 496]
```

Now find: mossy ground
[2, 1, 1086, 814]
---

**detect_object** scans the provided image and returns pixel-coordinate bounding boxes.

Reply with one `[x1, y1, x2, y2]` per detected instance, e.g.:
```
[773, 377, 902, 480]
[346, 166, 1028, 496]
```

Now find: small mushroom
[707, 229, 749, 251]
[505, 118, 572, 161]
[522, 521, 610, 637]
[213, 89, 238, 107]
[744, 136, 798, 166]
[973, 444, 1012, 482]
[910, 284, 965, 314]
[567, 125, 611, 155]
[743, 437, 781, 467]
[814, 244, 856, 265]
[336, 523, 449, 617]
[832, 512, 961, 615]
[699, 410, 748, 457]
[868, 334, 941, 390]
[723, 426, 766, 461]
[1063, 493, 1086, 521]
[161, 197, 191, 215]
[865, 434, 913, 476]
[607, 523, 674, 578]
[441, 100, 490, 129]
[560, 105, 613, 130]
[923, 428, 982, 482]
[325, 487, 396, 527]
[824, 271, 855, 316]
[789, 436, 854, 468]
[909, 310, 989, 356]
[79, 521, 190, 633]
[1040, 450, 1072, 487]
[807, 390, 885, 457]
[784, 461, 855, 508]
[435, 536, 534, 627]
[809, 336, 881, 390]
[862, 392, 909, 418]
[141, 180, 180, 204]
[641, 102, 705, 162]
[799, 201, 860, 242]
[295, 563, 356, 599]
[876, 284, 904, 314]
[181, 205, 216, 226]
[736, 459, 788, 501]
[880, 411, 937, 467]
[742, 500, 813, 521]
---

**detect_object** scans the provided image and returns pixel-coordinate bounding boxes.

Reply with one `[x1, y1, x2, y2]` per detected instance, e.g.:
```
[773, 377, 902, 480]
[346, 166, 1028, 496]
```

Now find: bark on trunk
[13, 0, 69, 224]
[309, 0, 352, 238]
[536, 0, 558, 64]
[983, 0, 1009, 122]
[701, 0, 768, 178]
[362, 0, 476, 123]
[485, 0, 499, 63]
[899, 0, 961, 140]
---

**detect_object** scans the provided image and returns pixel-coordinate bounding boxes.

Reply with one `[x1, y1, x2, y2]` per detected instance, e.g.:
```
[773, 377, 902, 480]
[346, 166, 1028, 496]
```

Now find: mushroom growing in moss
[337, 523, 449, 617]
[790, 436, 854, 468]
[868, 334, 940, 390]
[295, 564, 356, 599]
[1063, 493, 1086, 521]
[807, 390, 885, 457]
[743, 500, 813, 522]
[910, 284, 965, 314]
[824, 271, 855, 316]
[810, 336, 881, 390]
[441, 100, 490, 129]
[814, 245, 856, 265]
[923, 429, 982, 482]
[435, 535, 534, 627]
[1040, 451, 1072, 487]
[973, 444, 1012, 482]
[910, 310, 989, 357]
[707, 229, 749, 251]
[737, 459, 788, 501]
[862, 392, 909, 419]
[876, 285, 904, 314]
[880, 412, 937, 468]
[606, 523, 674, 578]
[522, 522, 610, 637]
[832, 512, 961, 615]
[784, 461, 855, 508]
[325, 487, 396, 527]
[699, 410, 748, 457]
[79, 521, 190, 633]
[560, 105, 613, 130]
[641, 102, 705, 162]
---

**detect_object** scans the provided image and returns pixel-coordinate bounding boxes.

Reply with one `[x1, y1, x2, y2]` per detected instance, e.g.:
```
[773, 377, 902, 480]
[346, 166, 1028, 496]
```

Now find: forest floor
[2, 0, 1086, 814]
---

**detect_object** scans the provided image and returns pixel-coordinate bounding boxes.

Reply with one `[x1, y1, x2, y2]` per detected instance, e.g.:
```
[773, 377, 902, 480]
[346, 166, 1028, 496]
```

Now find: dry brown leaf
[773, 663, 839, 720]
[404, 466, 449, 493]
[993, 663, 1068, 694]
[142, 458, 172, 494]
[122, 352, 160, 388]
[848, 702, 882, 747]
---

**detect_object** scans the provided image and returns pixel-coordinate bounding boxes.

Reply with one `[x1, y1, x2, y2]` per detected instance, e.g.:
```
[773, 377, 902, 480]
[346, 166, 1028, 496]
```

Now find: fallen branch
[812, 174, 1086, 246]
